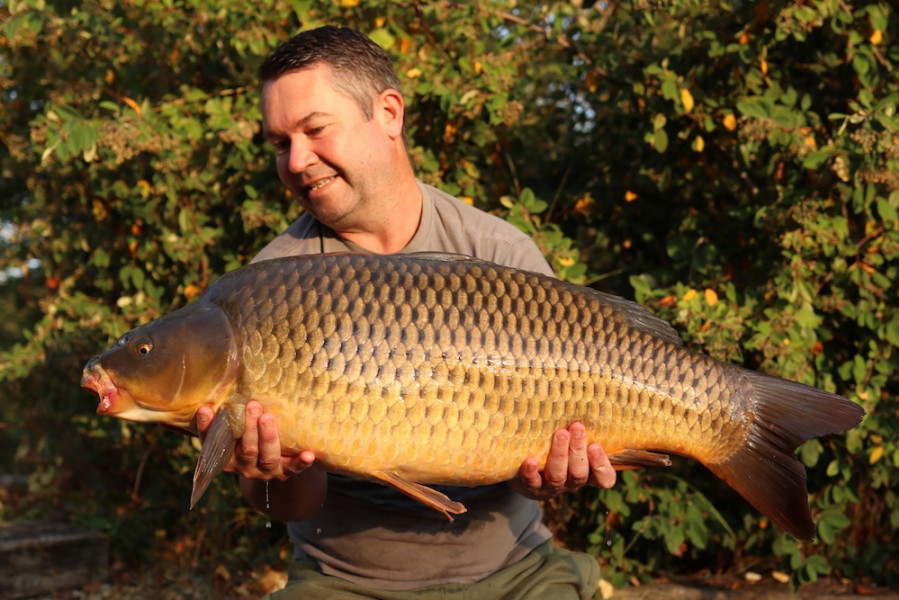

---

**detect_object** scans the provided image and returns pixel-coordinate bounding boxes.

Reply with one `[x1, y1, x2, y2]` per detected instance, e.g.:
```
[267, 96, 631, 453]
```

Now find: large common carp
[81, 252, 864, 540]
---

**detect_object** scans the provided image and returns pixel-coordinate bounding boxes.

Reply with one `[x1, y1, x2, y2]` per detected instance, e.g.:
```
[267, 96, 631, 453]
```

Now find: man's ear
[376, 88, 405, 139]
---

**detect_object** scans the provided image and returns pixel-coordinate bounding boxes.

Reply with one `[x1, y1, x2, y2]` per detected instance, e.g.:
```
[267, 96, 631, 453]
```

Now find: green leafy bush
[2, 0, 896, 590]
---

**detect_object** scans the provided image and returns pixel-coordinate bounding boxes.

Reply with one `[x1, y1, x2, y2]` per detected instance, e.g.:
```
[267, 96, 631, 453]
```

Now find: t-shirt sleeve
[251, 214, 320, 263]
[496, 237, 555, 277]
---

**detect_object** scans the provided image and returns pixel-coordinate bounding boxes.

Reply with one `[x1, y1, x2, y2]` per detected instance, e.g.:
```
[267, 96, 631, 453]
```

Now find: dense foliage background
[2, 0, 897, 594]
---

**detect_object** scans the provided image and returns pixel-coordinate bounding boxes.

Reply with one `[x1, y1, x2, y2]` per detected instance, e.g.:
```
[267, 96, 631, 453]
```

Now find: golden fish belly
[208, 254, 749, 486]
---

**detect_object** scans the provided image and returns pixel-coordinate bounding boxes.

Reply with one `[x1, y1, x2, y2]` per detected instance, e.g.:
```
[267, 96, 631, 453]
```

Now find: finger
[282, 450, 316, 478]
[587, 443, 616, 489]
[196, 405, 214, 439]
[256, 412, 282, 474]
[543, 429, 571, 490]
[566, 422, 589, 488]
[518, 457, 543, 491]
[235, 401, 262, 467]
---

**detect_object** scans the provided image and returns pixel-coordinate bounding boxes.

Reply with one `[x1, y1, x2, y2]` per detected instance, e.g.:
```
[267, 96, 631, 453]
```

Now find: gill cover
[97, 301, 238, 429]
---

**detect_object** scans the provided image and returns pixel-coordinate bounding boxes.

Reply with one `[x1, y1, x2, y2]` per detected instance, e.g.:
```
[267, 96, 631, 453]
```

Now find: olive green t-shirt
[253, 181, 555, 590]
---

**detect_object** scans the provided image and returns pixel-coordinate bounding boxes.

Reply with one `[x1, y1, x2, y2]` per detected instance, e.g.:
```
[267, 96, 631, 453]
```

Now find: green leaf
[877, 198, 897, 223]
[653, 128, 669, 153]
[736, 98, 770, 119]
[368, 27, 395, 50]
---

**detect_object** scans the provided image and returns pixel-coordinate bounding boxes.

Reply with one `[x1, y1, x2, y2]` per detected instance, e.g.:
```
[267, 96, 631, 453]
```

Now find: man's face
[261, 64, 397, 231]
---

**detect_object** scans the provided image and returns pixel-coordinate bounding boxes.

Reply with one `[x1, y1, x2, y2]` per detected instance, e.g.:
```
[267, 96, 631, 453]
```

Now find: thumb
[196, 406, 214, 438]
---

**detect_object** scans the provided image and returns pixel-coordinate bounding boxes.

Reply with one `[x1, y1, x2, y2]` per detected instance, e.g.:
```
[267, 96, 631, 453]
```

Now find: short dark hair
[258, 26, 402, 120]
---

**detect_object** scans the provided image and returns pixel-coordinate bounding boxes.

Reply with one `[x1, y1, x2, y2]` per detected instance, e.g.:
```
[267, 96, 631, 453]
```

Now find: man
[197, 26, 616, 599]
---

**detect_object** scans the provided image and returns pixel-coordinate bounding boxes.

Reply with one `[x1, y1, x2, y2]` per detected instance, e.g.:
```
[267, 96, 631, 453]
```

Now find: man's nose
[288, 139, 317, 173]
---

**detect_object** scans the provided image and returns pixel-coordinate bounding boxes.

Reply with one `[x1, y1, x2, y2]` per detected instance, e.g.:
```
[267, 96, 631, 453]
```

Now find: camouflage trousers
[264, 540, 600, 600]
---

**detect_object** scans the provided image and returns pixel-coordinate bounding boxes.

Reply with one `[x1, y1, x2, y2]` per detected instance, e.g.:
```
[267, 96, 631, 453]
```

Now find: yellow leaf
[598, 579, 615, 600]
[870, 445, 884, 464]
[92, 198, 108, 221]
[683, 289, 698, 302]
[342, 0, 360, 6]
[444, 122, 457, 140]
[123, 96, 142, 114]
[460, 196, 474, 206]
[406, 68, 422, 79]
[585, 69, 599, 93]
[738, 31, 750, 45]
[760, 58, 768, 75]
[105, 69, 115, 85]
[680, 88, 694, 113]
[832, 155, 850, 182]
[869, 29, 883, 45]
[558, 256, 576, 267]
[625, 190, 638, 202]
[574, 194, 594, 216]
[693, 135, 705, 153]
[704, 288, 718, 306]
[804, 135, 817, 150]
[722, 113, 737, 131]
[772, 571, 791, 584]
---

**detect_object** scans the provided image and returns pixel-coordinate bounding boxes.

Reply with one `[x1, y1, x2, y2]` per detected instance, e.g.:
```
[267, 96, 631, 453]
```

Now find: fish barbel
[81, 252, 864, 540]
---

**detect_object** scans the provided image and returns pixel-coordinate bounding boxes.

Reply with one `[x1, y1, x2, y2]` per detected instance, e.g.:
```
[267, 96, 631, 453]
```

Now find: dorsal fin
[402, 251, 476, 262]
[592, 289, 683, 346]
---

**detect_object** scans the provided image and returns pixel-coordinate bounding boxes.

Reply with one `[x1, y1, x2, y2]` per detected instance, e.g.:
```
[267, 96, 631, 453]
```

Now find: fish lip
[81, 365, 121, 415]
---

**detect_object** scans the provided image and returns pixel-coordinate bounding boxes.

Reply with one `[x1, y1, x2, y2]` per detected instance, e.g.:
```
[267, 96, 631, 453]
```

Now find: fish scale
[82, 252, 864, 540]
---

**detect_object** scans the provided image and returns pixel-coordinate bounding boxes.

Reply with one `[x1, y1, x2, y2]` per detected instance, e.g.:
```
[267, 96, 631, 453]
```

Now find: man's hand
[510, 422, 616, 500]
[196, 400, 315, 481]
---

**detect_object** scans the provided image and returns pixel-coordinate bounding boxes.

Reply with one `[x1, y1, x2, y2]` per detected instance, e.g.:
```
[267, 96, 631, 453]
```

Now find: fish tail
[706, 370, 864, 541]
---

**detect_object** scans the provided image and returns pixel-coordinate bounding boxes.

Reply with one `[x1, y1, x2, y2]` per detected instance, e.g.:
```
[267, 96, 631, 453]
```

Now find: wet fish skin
[81, 252, 865, 540]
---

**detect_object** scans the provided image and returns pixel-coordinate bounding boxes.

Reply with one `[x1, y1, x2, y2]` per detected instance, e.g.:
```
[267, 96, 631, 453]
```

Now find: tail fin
[706, 371, 864, 541]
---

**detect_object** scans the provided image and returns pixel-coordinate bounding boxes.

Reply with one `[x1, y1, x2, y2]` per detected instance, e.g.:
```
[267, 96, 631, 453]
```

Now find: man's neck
[337, 177, 423, 254]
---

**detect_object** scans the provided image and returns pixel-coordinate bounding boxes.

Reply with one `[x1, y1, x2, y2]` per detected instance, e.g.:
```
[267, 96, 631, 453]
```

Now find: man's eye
[307, 125, 327, 137]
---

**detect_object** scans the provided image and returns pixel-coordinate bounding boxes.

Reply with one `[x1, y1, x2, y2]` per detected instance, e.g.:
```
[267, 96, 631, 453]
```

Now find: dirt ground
[609, 576, 899, 600]
[35, 572, 899, 600]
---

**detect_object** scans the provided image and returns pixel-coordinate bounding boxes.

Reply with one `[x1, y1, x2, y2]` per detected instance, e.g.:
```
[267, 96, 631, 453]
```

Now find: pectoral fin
[372, 471, 468, 521]
[608, 449, 672, 470]
[191, 404, 244, 509]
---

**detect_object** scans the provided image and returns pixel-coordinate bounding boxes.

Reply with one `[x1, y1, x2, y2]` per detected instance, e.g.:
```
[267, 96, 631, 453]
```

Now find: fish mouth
[81, 363, 122, 416]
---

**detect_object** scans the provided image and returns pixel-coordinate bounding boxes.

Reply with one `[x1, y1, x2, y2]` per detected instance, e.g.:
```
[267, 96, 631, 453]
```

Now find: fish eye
[135, 338, 154, 356]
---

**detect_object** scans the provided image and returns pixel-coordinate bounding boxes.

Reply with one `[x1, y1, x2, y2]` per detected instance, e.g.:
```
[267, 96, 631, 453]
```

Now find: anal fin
[608, 449, 672, 470]
[372, 471, 467, 521]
